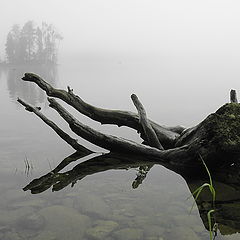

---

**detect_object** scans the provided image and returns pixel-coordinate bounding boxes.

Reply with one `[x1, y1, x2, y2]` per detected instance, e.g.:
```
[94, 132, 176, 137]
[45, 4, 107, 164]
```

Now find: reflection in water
[132, 165, 154, 189]
[23, 149, 240, 238]
[3, 65, 58, 105]
[2, 62, 240, 239]
[188, 164, 240, 236]
[0, 67, 3, 80]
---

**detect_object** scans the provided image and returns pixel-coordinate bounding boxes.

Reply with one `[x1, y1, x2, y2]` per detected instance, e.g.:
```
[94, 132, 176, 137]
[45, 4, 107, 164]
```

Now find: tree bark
[18, 75, 240, 237]
[17, 98, 92, 155]
[18, 73, 240, 170]
[21, 73, 182, 149]
[48, 98, 189, 161]
[131, 94, 163, 150]
[230, 89, 238, 103]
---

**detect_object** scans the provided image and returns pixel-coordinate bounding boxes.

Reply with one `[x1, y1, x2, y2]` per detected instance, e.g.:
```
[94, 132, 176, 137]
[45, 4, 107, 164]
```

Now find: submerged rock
[113, 228, 144, 240]
[143, 225, 165, 238]
[74, 194, 111, 219]
[35, 205, 90, 240]
[145, 237, 164, 240]
[0, 206, 34, 225]
[2, 230, 22, 240]
[167, 226, 200, 240]
[11, 199, 45, 208]
[32, 230, 57, 240]
[173, 214, 201, 227]
[3, 189, 28, 202]
[16, 213, 44, 231]
[86, 220, 119, 240]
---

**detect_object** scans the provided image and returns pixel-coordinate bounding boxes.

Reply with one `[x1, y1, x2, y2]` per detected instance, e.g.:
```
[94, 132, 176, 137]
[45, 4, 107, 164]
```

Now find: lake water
[0, 61, 240, 240]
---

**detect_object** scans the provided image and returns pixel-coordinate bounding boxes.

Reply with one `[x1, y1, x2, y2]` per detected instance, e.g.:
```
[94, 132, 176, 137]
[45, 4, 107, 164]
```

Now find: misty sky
[1, 0, 240, 62]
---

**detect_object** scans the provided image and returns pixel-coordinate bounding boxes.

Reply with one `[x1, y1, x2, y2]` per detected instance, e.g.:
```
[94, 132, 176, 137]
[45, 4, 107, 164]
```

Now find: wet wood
[19, 73, 240, 170]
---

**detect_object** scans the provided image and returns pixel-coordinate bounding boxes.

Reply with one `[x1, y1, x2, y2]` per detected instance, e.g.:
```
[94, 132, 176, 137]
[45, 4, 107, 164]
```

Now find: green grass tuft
[189, 154, 217, 240]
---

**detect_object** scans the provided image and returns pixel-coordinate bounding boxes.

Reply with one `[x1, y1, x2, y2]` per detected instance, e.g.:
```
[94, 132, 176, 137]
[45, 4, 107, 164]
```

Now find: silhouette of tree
[36, 22, 63, 64]
[41, 22, 63, 64]
[5, 33, 14, 62]
[20, 21, 36, 62]
[35, 26, 43, 62]
[5, 21, 62, 64]
[5, 24, 21, 63]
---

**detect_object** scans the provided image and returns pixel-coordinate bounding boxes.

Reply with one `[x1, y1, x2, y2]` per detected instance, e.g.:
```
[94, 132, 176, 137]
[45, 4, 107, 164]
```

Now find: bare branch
[17, 98, 92, 154]
[131, 94, 163, 149]
[47, 98, 189, 160]
[21, 73, 181, 148]
[18, 73, 240, 172]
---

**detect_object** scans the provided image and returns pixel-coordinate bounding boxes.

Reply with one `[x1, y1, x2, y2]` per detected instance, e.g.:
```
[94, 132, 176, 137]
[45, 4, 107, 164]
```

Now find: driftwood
[17, 75, 240, 236]
[18, 73, 240, 171]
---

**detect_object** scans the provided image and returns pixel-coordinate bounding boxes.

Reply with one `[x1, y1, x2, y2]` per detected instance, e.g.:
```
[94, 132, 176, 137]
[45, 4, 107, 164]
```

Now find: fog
[1, 0, 240, 127]
[1, 0, 240, 61]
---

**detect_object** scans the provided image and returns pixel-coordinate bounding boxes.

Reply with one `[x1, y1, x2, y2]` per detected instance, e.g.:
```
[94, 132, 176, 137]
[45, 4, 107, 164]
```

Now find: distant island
[0, 21, 63, 66]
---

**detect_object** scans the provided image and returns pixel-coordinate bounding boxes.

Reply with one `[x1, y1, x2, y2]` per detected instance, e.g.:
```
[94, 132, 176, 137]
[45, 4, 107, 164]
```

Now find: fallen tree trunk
[18, 73, 240, 170]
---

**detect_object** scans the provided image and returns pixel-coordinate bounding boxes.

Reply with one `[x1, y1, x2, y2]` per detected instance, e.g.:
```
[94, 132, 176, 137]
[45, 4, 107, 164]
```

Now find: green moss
[205, 103, 240, 151]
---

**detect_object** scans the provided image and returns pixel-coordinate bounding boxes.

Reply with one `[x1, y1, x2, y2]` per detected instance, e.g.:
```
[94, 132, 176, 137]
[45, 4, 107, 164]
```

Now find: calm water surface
[0, 62, 239, 240]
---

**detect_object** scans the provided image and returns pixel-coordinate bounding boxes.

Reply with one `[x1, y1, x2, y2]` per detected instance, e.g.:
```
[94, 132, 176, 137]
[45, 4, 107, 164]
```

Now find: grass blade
[207, 209, 215, 240]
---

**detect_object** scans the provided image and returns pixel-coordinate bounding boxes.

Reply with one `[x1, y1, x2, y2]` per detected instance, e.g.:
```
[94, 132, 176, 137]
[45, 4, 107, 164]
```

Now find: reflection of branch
[23, 151, 88, 192]
[188, 172, 240, 236]
[23, 146, 240, 236]
[132, 164, 154, 189]
[23, 151, 159, 194]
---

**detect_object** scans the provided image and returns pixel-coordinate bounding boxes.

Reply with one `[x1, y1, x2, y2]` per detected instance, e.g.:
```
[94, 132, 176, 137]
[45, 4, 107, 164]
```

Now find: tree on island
[5, 21, 63, 64]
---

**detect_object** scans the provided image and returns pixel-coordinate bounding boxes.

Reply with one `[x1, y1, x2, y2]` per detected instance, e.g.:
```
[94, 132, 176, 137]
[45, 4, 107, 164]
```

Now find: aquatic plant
[191, 156, 216, 204]
[24, 156, 34, 176]
[207, 209, 218, 240]
[189, 156, 215, 212]
[190, 155, 217, 240]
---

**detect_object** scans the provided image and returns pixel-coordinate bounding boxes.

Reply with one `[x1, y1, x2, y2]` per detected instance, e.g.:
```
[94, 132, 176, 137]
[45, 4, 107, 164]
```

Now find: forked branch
[48, 98, 178, 158]
[18, 74, 240, 170]
[22, 73, 183, 148]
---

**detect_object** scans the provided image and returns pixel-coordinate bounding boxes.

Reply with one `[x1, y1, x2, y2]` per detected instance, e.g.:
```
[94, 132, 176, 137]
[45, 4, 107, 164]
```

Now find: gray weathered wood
[18, 73, 240, 170]
[230, 89, 238, 103]
[22, 73, 181, 148]
[17, 98, 92, 154]
[131, 94, 163, 150]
